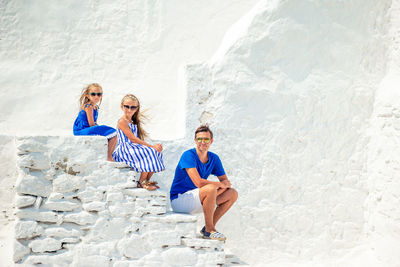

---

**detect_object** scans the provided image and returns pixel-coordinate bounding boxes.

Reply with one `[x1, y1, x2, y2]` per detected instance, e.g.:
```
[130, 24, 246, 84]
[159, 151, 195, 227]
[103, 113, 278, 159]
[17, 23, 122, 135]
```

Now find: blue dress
[73, 104, 116, 139]
[112, 122, 165, 173]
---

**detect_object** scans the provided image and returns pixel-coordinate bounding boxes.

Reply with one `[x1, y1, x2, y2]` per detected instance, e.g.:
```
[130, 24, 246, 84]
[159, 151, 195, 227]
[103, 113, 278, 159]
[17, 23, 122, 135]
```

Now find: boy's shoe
[200, 226, 206, 235]
[202, 230, 226, 241]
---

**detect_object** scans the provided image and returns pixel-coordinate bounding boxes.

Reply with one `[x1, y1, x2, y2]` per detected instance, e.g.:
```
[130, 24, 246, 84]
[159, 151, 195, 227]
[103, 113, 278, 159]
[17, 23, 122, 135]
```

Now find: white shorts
[171, 188, 203, 214]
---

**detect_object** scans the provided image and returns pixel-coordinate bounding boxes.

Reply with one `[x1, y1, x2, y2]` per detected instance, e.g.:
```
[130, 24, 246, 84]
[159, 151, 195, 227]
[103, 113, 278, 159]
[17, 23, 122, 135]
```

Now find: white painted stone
[13, 240, 30, 263]
[29, 237, 62, 253]
[144, 230, 181, 248]
[106, 192, 124, 202]
[124, 188, 167, 198]
[17, 152, 50, 170]
[45, 227, 81, 238]
[16, 209, 59, 223]
[64, 211, 96, 225]
[47, 192, 64, 201]
[24, 250, 73, 265]
[43, 199, 80, 212]
[181, 237, 223, 251]
[33, 196, 42, 209]
[15, 195, 36, 208]
[82, 201, 106, 212]
[73, 241, 117, 257]
[72, 255, 110, 267]
[174, 222, 197, 238]
[134, 206, 166, 217]
[161, 247, 198, 266]
[108, 202, 135, 217]
[15, 220, 44, 239]
[117, 234, 151, 259]
[145, 212, 198, 223]
[84, 217, 129, 242]
[16, 172, 52, 197]
[77, 187, 105, 203]
[113, 260, 140, 267]
[196, 251, 225, 266]
[53, 173, 84, 193]
[60, 237, 80, 243]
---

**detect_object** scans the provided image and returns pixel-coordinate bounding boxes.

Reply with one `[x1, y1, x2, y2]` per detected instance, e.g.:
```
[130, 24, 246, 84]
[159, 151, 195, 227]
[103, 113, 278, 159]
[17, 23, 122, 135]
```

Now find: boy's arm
[185, 168, 227, 189]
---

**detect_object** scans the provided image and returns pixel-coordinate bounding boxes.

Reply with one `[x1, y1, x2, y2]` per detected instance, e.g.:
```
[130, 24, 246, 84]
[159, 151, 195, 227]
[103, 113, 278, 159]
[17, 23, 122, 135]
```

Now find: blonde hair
[121, 94, 148, 140]
[79, 83, 103, 109]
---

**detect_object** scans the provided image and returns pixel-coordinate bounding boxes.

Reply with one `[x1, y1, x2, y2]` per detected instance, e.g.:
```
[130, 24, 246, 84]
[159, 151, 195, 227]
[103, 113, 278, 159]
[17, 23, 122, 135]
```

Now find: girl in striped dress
[112, 94, 165, 190]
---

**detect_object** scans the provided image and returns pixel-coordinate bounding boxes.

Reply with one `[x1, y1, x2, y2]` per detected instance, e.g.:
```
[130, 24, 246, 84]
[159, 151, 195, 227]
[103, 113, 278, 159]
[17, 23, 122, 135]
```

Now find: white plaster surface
[1, 0, 400, 266]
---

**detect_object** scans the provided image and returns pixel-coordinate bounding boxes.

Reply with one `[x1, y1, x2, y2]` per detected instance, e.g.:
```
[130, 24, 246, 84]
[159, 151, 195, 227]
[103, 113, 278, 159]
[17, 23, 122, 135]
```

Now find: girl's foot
[146, 179, 160, 189]
[137, 181, 157, 191]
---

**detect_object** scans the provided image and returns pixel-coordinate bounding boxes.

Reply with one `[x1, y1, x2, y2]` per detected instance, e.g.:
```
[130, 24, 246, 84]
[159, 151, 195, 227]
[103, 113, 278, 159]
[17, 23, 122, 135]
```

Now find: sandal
[146, 180, 160, 189]
[137, 181, 157, 191]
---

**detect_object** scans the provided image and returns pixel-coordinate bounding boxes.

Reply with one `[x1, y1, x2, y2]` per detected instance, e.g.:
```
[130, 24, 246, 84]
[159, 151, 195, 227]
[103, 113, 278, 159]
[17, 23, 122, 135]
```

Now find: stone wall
[14, 136, 225, 266]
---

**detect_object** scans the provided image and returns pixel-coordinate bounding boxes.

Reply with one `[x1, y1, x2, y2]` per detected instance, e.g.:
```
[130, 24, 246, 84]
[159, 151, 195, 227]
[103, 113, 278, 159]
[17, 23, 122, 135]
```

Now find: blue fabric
[112, 122, 165, 173]
[170, 148, 225, 200]
[73, 104, 116, 139]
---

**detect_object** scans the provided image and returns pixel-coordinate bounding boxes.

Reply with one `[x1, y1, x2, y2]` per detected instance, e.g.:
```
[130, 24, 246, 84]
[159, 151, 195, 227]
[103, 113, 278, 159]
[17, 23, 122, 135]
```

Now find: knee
[229, 188, 238, 202]
[200, 184, 218, 194]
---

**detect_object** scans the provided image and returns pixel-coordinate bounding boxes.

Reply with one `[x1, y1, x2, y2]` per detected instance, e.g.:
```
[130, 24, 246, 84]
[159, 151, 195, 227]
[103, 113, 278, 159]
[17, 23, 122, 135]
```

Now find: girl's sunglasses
[196, 137, 211, 143]
[123, 105, 138, 110]
[89, 92, 103, 97]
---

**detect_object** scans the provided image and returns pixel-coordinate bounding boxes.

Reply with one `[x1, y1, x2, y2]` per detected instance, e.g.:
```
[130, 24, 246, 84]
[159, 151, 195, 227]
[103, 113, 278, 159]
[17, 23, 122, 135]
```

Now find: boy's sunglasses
[196, 137, 211, 143]
[123, 105, 138, 110]
[89, 92, 103, 97]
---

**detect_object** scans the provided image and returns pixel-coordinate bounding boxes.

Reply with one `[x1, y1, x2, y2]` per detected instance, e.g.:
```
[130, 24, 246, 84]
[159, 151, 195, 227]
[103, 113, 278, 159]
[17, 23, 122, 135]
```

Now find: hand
[221, 179, 231, 188]
[153, 143, 163, 153]
[218, 182, 228, 189]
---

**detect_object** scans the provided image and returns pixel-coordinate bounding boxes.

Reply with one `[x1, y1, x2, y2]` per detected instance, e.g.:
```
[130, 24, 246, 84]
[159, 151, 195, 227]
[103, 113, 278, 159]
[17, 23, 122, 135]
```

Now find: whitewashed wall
[2, 0, 400, 266]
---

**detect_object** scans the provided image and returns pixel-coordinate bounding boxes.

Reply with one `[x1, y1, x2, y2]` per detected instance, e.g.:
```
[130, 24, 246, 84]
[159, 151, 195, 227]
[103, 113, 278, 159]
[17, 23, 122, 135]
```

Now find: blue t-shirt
[170, 148, 225, 200]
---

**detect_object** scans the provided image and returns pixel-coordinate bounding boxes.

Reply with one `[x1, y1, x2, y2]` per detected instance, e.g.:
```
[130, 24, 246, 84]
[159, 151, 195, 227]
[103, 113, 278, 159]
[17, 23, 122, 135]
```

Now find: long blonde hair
[79, 83, 103, 109]
[121, 94, 148, 140]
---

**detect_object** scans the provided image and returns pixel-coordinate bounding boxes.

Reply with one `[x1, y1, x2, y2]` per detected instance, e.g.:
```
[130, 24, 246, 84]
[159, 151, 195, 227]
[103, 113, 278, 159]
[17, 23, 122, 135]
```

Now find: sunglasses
[196, 137, 211, 143]
[123, 105, 138, 110]
[88, 92, 103, 97]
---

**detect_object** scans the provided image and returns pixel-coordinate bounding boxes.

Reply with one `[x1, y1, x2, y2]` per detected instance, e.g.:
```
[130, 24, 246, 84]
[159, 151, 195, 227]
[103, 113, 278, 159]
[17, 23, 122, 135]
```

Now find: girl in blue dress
[112, 94, 165, 190]
[73, 83, 117, 161]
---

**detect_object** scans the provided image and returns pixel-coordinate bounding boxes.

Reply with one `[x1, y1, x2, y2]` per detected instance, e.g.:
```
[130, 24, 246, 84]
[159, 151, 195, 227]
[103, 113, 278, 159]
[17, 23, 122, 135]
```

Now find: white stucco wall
[2, 0, 400, 266]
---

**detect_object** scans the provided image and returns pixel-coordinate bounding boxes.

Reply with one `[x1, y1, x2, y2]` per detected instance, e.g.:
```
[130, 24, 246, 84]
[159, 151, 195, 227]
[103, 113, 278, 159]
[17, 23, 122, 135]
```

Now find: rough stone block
[45, 227, 81, 238]
[16, 172, 52, 197]
[15, 220, 44, 239]
[134, 206, 166, 217]
[82, 201, 106, 212]
[181, 237, 223, 251]
[106, 192, 124, 202]
[43, 199, 81, 212]
[53, 173, 84, 193]
[109, 202, 135, 217]
[196, 251, 225, 266]
[161, 247, 197, 266]
[13, 240, 30, 263]
[144, 212, 197, 223]
[77, 187, 105, 203]
[29, 237, 62, 253]
[16, 209, 59, 223]
[124, 188, 167, 198]
[15, 195, 36, 208]
[72, 255, 111, 267]
[24, 250, 73, 265]
[117, 234, 151, 259]
[144, 230, 181, 248]
[84, 217, 129, 242]
[17, 152, 50, 170]
[174, 222, 197, 238]
[64, 211, 96, 225]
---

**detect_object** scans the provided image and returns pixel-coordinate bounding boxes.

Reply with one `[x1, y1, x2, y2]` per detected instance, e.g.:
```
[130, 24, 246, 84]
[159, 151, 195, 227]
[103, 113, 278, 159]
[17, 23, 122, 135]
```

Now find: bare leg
[139, 172, 157, 190]
[199, 185, 238, 233]
[107, 136, 117, 161]
[213, 188, 238, 226]
[199, 184, 219, 233]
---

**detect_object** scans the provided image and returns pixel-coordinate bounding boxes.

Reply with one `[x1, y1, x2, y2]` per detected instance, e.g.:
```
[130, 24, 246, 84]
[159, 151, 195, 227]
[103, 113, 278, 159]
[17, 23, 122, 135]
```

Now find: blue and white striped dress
[112, 122, 165, 173]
